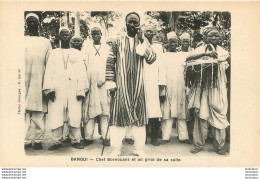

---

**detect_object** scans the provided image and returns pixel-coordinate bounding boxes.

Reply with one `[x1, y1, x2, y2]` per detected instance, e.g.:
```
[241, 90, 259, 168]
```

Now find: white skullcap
[180, 33, 190, 40]
[167, 31, 177, 40]
[59, 27, 71, 34]
[26, 13, 39, 22]
[145, 25, 154, 31]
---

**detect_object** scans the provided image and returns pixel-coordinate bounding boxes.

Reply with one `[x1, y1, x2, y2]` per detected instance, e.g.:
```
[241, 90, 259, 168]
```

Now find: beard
[127, 25, 138, 37]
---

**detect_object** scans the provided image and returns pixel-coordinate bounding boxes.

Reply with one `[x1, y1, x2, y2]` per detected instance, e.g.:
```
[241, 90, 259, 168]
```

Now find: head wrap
[145, 25, 154, 32]
[106, 37, 115, 43]
[25, 13, 39, 22]
[202, 25, 219, 36]
[125, 12, 140, 23]
[167, 31, 177, 40]
[59, 27, 71, 34]
[180, 33, 190, 40]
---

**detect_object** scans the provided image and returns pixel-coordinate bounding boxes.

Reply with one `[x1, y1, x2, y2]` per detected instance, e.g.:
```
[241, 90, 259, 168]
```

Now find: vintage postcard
[0, 1, 259, 167]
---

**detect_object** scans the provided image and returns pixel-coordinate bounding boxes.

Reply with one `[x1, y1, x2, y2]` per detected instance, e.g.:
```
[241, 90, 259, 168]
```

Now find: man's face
[168, 38, 178, 51]
[80, 25, 87, 39]
[144, 29, 154, 41]
[71, 38, 83, 50]
[26, 17, 39, 33]
[181, 39, 190, 49]
[60, 30, 71, 42]
[91, 30, 101, 44]
[106, 39, 115, 47]
[206, 30, 220, 46]
[126, 15, 140, 36]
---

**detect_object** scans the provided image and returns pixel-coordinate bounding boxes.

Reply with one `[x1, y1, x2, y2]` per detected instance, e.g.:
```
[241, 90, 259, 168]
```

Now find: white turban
[145, 25, 154, 32]
[180, 33, 190, 40]
[167, 31, 177, 40]
[25, 13, 39, 22]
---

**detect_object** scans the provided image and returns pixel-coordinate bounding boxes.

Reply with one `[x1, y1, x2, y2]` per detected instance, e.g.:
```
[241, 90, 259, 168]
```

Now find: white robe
[43, 48, 88, 129]
[143, 42, 166, 118]
[83, 44, 110, 120]
[25, 36, 51, 112]
[187, 45, 230, 129]
[162, 51, 189, 120]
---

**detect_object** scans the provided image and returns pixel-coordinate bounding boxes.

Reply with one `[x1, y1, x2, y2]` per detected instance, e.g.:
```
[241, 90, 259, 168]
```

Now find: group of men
[25, 12, 230, 156]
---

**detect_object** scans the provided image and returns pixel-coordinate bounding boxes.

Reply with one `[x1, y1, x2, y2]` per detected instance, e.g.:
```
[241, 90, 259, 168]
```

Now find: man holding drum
[186, 26, 230, 155]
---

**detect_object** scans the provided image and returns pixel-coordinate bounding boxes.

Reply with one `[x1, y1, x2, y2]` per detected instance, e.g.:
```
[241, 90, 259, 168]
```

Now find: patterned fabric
[110, 36, 156, 127]
[105, 52, 116, 82]
[187, 45, 230, 129]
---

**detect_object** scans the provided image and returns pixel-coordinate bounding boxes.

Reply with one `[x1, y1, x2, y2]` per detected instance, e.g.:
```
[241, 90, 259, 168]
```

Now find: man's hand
[159, 85, 166, 103]
[47, 91, 55, 102]
[207, 51, 218, 59]
[137, 28, 144, 44]
[77, 95, 85, 101]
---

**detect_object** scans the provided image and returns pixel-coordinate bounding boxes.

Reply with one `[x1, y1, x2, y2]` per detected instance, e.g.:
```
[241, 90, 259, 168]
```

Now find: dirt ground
[25, 121, 230, 157]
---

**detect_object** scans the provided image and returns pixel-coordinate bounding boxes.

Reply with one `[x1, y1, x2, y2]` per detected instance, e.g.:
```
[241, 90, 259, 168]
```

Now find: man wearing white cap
[180, 32, 194, 140]
[160, 31, 190, 145]
[82, 27, 111, 147]
[143, 25, 166, 146]
[25, 13, 52, 150]
[43, 27, 88, 150]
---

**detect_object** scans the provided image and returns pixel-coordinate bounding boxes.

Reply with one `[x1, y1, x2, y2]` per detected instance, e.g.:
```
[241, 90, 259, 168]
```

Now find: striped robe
[110, 35, 156, 127]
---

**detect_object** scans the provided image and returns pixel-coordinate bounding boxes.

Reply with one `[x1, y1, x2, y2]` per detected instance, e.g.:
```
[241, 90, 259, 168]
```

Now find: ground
[25, 121, 230, 157]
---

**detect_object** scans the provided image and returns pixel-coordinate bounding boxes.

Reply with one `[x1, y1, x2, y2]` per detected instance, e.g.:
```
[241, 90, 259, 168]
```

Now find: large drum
[185, 58, 219, 89]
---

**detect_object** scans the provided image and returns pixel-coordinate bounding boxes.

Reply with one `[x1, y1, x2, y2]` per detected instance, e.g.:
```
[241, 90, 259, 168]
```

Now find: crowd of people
[24, 12, 230, 156]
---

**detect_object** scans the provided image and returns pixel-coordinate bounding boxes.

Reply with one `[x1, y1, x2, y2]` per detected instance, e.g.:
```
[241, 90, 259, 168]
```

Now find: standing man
[43, 27, 88, 150]
[161, 31, 190, 144]
[187, 26, 229, 155]
[177, 32, 193, 144]
[143, 25, 166, 146]
[25, 13, 52, 150]
[109, 12, 157, 156]
[82, 27, 111, 147]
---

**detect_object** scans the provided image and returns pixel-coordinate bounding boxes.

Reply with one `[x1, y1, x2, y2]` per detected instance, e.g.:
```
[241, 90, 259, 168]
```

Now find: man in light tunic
[176, 32, 193, 144]
[160, 31, 190, 144]
[82, 27, 111, 147]
[186, 26, 229, 155]
[143, 25, 166, 146]
[43, 27, 88, 150]
[24, 13, 52, 150]
[109, 12, 157, 156]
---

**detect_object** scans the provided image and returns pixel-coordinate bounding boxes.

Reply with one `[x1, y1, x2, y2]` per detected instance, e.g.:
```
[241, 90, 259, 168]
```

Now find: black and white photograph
[24, 10, 231, 157]
[0, 1, 260, 170]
